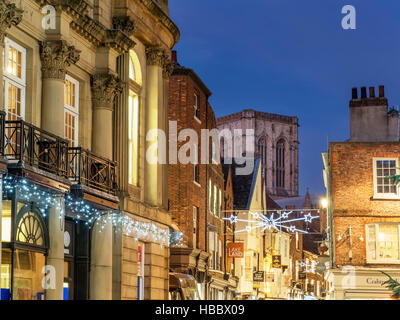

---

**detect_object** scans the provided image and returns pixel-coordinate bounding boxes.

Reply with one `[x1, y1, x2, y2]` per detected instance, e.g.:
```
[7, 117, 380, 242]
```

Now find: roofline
[172, 67, 212, 97]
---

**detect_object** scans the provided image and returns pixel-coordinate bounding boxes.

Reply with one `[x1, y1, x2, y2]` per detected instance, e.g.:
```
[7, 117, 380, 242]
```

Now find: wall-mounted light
[320, 198, 328, 209]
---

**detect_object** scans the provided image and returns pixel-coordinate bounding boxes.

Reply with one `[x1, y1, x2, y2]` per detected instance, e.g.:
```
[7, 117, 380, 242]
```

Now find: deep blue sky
[169, 0, 400, 195]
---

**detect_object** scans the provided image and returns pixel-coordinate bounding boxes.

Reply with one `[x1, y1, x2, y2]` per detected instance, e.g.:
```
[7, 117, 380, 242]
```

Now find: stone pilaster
[91, 73, 122, 159]
[46, 198, 65, 300]
[0, 1, 23, 111]
[90, 215, 113, 300]
[40, 40, 80, 137]
[144, 46, 165, 207]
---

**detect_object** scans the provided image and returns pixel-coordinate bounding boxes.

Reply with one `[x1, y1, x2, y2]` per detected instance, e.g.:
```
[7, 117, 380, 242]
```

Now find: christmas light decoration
[2, 174, 183, 247]
[223, 209, 320, 234]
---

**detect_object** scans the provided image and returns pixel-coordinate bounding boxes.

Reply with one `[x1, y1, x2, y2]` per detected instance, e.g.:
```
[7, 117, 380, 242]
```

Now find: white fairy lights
[2, 174, 183, 247]
[223, 209, 320, 234]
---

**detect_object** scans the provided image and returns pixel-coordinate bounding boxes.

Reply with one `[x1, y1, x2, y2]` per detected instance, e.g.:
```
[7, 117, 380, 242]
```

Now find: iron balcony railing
[4, 119, 68, 177]
[67, 147, 118, 195]
[1, 115, 118, 195]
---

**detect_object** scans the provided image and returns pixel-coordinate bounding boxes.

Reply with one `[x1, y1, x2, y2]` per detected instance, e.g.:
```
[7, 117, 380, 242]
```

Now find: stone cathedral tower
[217, 109, 299, 200]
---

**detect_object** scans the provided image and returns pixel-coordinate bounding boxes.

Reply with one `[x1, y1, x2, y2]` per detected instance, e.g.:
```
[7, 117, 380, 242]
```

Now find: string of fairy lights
[223, 209, 320, 234]
[2, 174, 183, 247]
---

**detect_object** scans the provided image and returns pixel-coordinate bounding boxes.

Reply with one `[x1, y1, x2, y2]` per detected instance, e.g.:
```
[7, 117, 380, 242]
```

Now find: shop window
[1, 200, 49, 300]
[373, 158, 400, 199]
[366, 223, 400, 263]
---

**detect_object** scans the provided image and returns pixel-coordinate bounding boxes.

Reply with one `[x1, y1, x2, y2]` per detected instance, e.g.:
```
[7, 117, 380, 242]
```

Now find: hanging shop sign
[253, 271, 265, 282]
[227, 243, 244, 258]
[272, 255, 282, 268]
[299, 272, 307, 280]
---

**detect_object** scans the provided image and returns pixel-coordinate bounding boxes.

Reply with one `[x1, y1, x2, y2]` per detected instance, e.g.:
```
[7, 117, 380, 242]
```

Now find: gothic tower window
[258, 137, 267, 180]
[276, 139, 285, 188]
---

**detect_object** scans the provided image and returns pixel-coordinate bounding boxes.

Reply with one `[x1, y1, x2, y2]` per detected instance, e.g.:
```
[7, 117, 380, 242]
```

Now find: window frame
[4, 37, 26, 121]
[193, 93, 201, 123]
[64, 75, 80, 147]
[372, 158, 400, 199]
[366, 223, 400, 264]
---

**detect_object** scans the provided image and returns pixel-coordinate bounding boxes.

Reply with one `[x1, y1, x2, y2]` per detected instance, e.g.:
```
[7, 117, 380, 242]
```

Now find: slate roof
[230, 158, 261, 210]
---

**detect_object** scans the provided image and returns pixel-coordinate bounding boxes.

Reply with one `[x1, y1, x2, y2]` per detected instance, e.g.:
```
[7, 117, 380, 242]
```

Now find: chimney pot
[369, 87, 375, 98]
[352, 88, 358, 100]
[171, 50, 177, 63]
[379, 85, 385, 98]
[361, 87, 367, 99]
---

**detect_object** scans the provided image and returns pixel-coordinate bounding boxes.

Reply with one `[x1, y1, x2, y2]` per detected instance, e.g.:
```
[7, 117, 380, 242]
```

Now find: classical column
[144, 46, 165, 207]
[90, 215, 113, 300]
[0, 1, 23, 111]
[91, 73, 122, 160]
[46, 197, 65, 300]
[40, 40, 80, 137]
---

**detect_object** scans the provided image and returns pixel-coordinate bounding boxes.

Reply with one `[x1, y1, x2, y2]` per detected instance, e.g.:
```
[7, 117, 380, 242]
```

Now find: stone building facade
[216, 109, 299, 200]
[323, 86, 400, 300]
[0, 0, 179, 300]
[168, 52, 237, 300]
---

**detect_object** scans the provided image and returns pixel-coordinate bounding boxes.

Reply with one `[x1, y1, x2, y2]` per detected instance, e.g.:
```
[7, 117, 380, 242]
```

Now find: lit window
[367, 223, 400, 262]
[128, 91, 139, 186]
[214, 184, 218, 216]
[64, 75, 79, 147]
[373, 158, 399, 198]
[209, 180, 212, 212]
[4, 38, 26, 121]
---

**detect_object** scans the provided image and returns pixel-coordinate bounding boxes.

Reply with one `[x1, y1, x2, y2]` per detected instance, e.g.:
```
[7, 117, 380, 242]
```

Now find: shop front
[325, 267, 400, 300]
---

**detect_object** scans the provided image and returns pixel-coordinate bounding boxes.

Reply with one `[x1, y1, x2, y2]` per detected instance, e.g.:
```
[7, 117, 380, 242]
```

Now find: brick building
[168, 52, 237, 299]
[217, 109, 299, 200]
[323, 86, 400, 300]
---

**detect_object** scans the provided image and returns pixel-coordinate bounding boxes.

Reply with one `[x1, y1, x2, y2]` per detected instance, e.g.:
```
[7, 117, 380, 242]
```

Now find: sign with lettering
[272, 255, 281, 268]
[253, 271, 265, 282]
[227, 243, 244, 258]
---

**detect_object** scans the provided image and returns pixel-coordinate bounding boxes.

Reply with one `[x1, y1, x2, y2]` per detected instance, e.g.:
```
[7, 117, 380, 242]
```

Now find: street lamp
[320, 198, 328, 209]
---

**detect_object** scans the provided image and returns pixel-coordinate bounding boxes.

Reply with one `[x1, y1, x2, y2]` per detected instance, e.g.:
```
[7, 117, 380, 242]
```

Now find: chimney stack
[171, 50, 177, 63]
[352, 88, 358, 99]
[379, 85, 385, 98]
[361, 87, 367, 99]
[369, 87, 375, 98]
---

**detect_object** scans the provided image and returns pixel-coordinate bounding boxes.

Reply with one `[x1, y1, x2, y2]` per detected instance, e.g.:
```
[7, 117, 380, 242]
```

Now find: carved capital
[112, 16, 135, 36]
[91, 73, 122, 110]
[40, 40, 81, 80]
[145, 46, 166, 67]
[163, 58, 175, 78]
[0, 1, 23, 43]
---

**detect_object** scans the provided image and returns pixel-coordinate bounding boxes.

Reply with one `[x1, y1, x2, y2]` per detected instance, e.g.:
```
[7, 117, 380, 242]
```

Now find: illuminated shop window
[367, 223, 400, 263]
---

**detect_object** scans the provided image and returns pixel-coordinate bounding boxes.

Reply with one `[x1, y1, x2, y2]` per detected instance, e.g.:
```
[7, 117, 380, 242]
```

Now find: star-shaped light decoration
[223, 210, 320, 234]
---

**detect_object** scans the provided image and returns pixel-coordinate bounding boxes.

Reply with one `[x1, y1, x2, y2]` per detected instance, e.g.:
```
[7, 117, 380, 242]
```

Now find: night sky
[168, 0, 400, 195]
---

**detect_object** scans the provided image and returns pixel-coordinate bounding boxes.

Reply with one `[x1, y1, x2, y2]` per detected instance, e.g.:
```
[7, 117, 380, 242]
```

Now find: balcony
[0, 112, 118, 196]
[67, 147, 118, 195]
[4, 117, 68, 177]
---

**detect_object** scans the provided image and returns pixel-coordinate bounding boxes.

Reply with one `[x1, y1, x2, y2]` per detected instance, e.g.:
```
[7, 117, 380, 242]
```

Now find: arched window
[258, 137, 267, 179]
[128, 50, 142, 186]
[276, 140, 285, 188]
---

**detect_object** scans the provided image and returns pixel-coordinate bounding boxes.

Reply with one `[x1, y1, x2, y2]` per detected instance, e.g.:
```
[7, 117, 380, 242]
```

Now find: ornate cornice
[112, 16, 135, 37]
[105, 29, 136, 54]
[0, 1, 23, 43]
[91, 73, 123, 111]
[40, 40, 81, 80]
[139, 0, 180, 46]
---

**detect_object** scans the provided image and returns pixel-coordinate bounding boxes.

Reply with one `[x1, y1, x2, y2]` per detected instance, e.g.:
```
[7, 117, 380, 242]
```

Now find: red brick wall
[330, 142, 400, 266]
